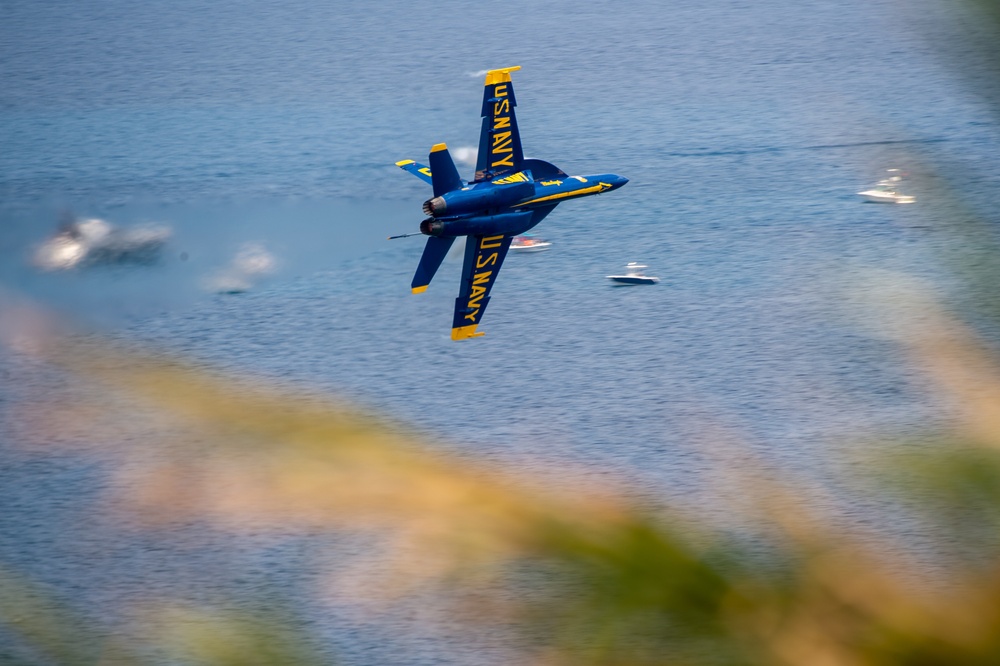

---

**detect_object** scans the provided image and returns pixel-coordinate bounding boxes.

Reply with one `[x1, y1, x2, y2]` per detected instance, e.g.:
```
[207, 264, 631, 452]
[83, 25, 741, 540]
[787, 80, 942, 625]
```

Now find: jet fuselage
[421, 172, 628, 238]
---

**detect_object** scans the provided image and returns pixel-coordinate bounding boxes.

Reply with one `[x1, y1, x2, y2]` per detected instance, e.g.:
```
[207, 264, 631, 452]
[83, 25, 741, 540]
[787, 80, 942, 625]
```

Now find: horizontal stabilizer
[395, 159, 433, 185]
[411, 236, 456, 293]
[428, 144, 463, 197]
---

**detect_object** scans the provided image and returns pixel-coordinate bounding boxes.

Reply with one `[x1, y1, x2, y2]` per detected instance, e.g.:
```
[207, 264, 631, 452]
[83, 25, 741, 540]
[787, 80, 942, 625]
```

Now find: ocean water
[3, 0, 1000, 663]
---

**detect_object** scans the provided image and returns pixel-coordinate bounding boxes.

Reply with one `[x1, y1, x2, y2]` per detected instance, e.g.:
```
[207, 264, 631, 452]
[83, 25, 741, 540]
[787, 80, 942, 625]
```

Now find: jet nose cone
[610, 175, 629, 189]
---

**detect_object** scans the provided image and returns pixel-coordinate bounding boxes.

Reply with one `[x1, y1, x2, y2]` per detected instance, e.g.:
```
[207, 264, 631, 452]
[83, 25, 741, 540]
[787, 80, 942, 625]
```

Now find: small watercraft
[509, 234, 552, 253]
[33, 216, 171, 271]
[607, 262, 659, 285]
[857, 169, 915, 204]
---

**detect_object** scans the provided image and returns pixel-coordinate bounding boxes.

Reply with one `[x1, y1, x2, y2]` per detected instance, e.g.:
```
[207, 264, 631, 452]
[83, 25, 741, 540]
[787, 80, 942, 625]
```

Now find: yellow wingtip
[395, 159, 415, 167]
[451, 325, 485, 341]
[431, 143, 448, 153]
[484, 66, 521, 86]
[411, 285, 428, 294]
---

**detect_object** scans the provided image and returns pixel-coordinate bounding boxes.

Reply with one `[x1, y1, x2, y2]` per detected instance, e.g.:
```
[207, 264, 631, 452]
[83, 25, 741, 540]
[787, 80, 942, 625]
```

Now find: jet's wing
[474, 66, 524, 183]
[395, 159, 434, 185]
[451, 233, 514, 340]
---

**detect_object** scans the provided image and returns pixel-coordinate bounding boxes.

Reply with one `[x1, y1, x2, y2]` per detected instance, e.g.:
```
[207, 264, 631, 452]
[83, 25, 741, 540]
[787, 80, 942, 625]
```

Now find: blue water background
[3, 0, 1000, 663]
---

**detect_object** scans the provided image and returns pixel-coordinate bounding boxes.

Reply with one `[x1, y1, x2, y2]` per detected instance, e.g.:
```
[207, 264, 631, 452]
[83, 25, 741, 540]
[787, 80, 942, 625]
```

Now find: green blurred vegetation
[2, 303, 1000, 665]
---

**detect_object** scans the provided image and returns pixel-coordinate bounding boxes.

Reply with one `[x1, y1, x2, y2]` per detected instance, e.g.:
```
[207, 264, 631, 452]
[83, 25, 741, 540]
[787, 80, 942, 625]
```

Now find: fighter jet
[395, 66, 628, 340]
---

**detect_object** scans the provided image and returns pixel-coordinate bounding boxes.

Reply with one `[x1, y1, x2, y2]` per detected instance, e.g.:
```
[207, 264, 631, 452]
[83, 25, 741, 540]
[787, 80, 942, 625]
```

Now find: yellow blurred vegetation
[1, 285, 1000, 665]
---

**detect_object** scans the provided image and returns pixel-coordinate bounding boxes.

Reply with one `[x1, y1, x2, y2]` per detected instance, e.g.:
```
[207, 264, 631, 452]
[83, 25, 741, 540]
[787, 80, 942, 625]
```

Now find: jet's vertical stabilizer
[428, 143, 463, 197]
[475, 66, 524, 182]
[411, 235, 456, 294]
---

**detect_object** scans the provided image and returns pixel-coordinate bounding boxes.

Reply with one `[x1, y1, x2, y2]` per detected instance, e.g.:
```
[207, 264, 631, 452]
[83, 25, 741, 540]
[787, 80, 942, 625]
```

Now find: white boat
[510, 234, 551, 252]
[607, 262, 659, 285]
[857, 170, 915, 204]
[33, 216, 171, 270]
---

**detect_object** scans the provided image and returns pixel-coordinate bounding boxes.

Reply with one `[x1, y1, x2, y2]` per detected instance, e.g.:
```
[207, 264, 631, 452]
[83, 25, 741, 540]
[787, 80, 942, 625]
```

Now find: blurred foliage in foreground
[2, 286, 1000, 666]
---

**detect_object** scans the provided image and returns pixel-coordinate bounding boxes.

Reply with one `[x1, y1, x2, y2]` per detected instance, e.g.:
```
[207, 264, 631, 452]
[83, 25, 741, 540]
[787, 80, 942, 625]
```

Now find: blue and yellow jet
[395, 66, 628, 340]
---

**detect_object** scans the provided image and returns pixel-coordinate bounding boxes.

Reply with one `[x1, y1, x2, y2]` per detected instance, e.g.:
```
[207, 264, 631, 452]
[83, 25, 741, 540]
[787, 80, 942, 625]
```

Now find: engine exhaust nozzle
[422, 197, 447, 217]
[420, 218, 445, 236]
